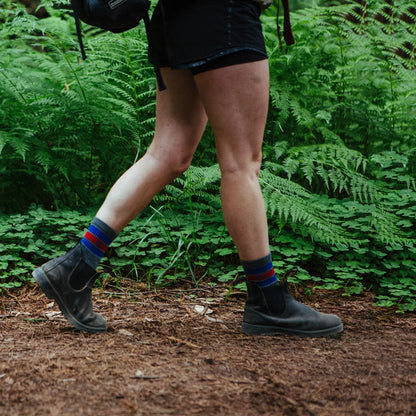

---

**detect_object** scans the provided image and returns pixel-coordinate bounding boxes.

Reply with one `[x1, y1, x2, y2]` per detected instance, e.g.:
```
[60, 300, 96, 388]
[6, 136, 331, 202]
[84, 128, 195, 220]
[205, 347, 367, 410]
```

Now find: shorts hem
[167, 47, 267, 70]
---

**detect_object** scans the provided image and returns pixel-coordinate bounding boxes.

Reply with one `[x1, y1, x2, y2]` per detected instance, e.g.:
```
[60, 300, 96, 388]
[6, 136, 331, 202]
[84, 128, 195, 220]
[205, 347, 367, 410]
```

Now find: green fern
[0, 3, 156, 211]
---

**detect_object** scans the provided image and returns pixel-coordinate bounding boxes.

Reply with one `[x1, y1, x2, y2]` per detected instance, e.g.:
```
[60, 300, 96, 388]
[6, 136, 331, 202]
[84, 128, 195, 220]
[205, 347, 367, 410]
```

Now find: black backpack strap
[281, 0, 294, 45]
[276, 0, 294, 47]
[71, 0, 87, 60]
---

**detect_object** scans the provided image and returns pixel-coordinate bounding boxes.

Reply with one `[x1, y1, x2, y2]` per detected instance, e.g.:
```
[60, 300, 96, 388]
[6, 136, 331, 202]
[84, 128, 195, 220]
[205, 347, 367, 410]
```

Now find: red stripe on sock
[84, 230, 108, 252]
[246, 268, 276, 282]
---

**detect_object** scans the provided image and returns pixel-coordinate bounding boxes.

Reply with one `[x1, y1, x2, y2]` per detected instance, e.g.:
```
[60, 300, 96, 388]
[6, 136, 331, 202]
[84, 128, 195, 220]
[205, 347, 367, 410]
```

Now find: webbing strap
[281, 0, 294, 45]
[71, 0, 87, 60]
[277, 0, 294, 46]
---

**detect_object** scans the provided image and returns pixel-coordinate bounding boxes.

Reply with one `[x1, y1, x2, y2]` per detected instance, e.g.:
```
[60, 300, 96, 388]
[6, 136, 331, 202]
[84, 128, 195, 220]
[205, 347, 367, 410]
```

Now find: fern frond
[259, 170, 359, 246]
[281, 144, 380, 203]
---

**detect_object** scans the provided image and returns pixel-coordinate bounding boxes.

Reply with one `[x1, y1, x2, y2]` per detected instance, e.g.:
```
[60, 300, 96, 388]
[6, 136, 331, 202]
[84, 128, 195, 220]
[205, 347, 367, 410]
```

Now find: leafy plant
[0, 1, 156, 211]
[0, 0, 415, 311]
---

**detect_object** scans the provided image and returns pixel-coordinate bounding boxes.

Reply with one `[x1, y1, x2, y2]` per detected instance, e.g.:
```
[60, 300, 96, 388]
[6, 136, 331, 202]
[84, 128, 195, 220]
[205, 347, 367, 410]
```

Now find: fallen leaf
[205, 315, 224, 323]
[45, 311, 61, 319]
[194, 305, 213, 315]
[118, 329, 134, 337]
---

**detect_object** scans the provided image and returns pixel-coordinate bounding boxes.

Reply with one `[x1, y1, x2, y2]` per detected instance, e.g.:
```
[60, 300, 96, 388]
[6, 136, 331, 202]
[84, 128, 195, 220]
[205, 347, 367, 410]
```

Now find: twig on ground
[167, 336, 201, 349]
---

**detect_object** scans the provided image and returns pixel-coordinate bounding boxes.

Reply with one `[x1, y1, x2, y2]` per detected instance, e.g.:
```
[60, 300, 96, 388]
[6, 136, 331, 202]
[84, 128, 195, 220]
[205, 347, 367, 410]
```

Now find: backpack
[70, 0, 293, 90]
[71, 0, 166, 89]
[71, 0, 150, 58]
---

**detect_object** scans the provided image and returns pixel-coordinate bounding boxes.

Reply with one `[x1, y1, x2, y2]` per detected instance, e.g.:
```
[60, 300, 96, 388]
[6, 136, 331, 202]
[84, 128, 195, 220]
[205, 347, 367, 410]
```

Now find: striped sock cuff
[81, 218, 117, 260]
[241, 253, 278, 288]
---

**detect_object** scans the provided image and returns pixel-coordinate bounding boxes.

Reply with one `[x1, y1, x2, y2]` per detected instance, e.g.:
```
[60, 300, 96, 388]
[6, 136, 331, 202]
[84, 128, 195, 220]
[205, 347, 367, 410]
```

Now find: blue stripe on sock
[256, 275, 278, 287]
[243, 261, 273, 276]
[81, 238, 103, 258]
[88, 224, 112, 246]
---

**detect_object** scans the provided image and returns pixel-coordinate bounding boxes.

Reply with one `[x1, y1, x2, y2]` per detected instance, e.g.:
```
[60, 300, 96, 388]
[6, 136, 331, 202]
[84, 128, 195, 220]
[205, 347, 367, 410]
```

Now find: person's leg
[96, 68, 207, 232]
[33, 68, 208, 333]
[80, 68, 207, 272]
[194, 60, 343, 337]
[194, 60, 269, 262]
[79, 68, 207, 274]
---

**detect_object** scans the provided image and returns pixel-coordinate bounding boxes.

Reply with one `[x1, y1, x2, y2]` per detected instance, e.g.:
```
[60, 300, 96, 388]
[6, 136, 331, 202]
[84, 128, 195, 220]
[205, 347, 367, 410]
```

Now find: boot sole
[242, 322, 344, 338]
[33, 267, 107, 334]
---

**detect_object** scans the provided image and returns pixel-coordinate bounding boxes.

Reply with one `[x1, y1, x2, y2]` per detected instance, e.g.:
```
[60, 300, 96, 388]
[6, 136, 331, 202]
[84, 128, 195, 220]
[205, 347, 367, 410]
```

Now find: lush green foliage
[0, 201, 236, 291]
[260, 0, 416, 312]
[1, 0, 415, 311]
[0, 0, 156, 211]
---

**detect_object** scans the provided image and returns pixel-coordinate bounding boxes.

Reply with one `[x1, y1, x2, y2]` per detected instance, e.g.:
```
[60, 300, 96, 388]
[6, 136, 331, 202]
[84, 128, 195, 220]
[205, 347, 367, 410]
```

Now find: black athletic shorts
[148, 0, 268, 74]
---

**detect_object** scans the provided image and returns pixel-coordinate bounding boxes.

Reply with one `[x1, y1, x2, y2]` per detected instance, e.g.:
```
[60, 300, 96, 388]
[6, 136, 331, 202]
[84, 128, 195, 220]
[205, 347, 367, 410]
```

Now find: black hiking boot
[242, 277, 343, 337]
[32, 243, 107, 333]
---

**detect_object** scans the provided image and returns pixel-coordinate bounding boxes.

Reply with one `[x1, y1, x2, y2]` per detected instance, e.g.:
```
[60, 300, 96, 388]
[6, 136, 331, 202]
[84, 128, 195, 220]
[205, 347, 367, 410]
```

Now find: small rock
[132, 370, 158, 380]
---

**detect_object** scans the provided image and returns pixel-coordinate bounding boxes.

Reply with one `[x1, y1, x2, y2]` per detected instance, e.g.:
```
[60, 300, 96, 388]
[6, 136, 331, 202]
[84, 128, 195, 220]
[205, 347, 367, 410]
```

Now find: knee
[147, 148, 193, 180]
[169, 156, 193, 179]
[219, 151, 263, 179]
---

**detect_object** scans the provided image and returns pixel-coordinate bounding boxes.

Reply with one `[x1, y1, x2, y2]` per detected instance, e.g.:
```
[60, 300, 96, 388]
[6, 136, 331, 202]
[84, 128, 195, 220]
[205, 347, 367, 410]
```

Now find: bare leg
[193, 61, 343, 338]
[194, 60, 270, 261]
[96, 68, 208, 232]
[32, 69, 207, 333]
[34, 61, 344, 337]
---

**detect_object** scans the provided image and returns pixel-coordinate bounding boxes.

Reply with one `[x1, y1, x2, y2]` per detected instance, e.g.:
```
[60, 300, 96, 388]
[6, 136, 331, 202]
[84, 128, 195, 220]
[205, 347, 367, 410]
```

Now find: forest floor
[1, 281, 415, 416]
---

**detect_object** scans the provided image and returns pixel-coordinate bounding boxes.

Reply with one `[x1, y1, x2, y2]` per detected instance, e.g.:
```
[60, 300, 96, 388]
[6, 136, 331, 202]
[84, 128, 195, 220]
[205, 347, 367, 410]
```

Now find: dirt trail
[1, 283, 415, 415]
